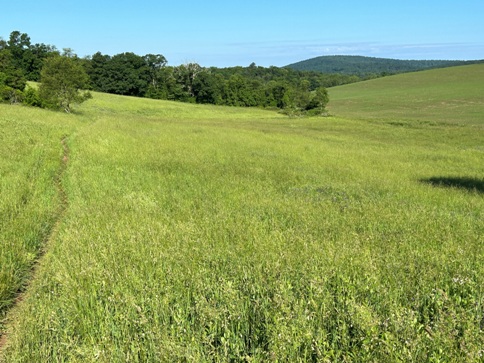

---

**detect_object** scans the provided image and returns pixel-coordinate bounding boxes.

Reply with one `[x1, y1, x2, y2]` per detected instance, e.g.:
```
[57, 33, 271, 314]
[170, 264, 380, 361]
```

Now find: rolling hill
[286, 55, 483, 76]
[328, 63, 484, 125]
[1, 62, 483, 361]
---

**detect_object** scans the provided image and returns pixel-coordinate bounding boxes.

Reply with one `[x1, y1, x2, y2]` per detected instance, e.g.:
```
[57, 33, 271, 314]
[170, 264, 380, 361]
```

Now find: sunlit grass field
[329, 64, 484, 126]
[0, 107, 76, 313]
[1, 65, 483, 362]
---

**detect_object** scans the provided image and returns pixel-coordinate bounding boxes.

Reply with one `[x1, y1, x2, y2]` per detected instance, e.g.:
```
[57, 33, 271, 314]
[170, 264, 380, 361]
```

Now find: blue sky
[1, 0, 483, 67]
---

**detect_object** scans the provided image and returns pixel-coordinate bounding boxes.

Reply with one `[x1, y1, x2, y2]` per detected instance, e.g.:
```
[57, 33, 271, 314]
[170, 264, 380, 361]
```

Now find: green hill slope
[328, 64, 484, 125]
[286, 55, 483, 76]
[1, 83, 483, 361]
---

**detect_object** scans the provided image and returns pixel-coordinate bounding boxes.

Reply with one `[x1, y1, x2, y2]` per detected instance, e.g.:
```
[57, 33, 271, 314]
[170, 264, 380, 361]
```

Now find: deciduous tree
[39, 55, 91, 112]
[306, 86, 329, 114]
[143, 53, 167, 92]
[0, 48, 27, 103]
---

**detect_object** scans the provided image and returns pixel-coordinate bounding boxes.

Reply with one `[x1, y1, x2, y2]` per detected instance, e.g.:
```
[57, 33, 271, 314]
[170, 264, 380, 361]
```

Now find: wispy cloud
[218, 40, 484, 66]
[169, 39, 483, 67]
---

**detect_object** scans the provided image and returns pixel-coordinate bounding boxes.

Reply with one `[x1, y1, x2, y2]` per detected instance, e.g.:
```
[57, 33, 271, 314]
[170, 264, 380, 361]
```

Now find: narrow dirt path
[0, 136, 70, 355]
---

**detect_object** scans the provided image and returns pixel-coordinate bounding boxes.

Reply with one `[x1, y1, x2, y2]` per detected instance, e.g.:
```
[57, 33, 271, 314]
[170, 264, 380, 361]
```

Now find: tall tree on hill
[25, 42, 59, 81]
[174, 62, 202, 100]
[143, 53, 167, 95]
[192, 70, 223, 104]
[306, 86, 329, 114]
[7, 31, 30, 61]
[85, 51, 111, 91]
[6, 31, 33, 81]
[39, 55, 91, 112]
[2, 31, 58, 81]
[87, 52, 150, 97]
[0, 48, 27, 103]
[105, 52, 149, 96]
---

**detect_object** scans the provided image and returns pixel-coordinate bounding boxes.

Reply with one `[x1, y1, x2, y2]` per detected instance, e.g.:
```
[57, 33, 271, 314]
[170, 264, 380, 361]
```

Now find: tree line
[83, 53, 364, 114]
[1, 31, 362, 114]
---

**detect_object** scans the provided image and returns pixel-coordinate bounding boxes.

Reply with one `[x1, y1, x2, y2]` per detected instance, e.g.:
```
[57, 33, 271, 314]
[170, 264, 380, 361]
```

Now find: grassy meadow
[1, 65, 483, 362]
[329, 64, 484, 126]
[0, 107, 77, 315]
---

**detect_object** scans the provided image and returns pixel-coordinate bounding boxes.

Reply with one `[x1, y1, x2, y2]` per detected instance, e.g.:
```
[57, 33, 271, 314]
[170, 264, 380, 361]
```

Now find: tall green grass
[1, 66, 484, 361]
[0, 105, 77, 327]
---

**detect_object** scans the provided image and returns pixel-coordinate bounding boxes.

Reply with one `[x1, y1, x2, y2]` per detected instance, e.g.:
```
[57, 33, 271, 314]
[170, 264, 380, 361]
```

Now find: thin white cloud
[223, 40, 484, 64]
[168, 39, 484, 67]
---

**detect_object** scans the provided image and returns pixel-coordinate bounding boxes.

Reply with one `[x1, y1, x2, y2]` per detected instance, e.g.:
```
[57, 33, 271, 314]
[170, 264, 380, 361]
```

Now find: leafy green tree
[0, 49, 27, 90]
[39, 55, 91, 112]
[22, 85, 42, 107]
[292, 79, 311, 110]
[85, 51, 110, 91]
[174, 62, 202, 101]
[6, 31, 33, 80]
[0, 83, 23, 104]
[26, 42, 58, 81]
[224, 74, 245, 106]
[266, 81, 289, 108]
[306, 86, 329, 115]
[149, 66, 179, 100]
[143, 53, 167, 95]
[2, 31, 58, 81]
[7, 31, 31, 61]
[192, 71, 222, 104]
[87, 52, 150, 96]
[0, 48, 27, 103]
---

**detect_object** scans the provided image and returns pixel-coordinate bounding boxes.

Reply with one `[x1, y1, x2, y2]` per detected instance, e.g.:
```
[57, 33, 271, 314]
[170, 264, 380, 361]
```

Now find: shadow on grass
[421, 177, 484, 193]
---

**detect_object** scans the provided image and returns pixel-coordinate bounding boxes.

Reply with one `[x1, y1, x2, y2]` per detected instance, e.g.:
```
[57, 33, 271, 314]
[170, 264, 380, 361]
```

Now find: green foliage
[0, 49, 27, 93]
[25, 43, 59, 81]
[6, 31, 31, 70]
[2, 31, 58, 82]
[39, 56, 92, 112]
[143, 53, 168, 97]
[206, 65, 336, 111]
[0, 85, 23, 104]
[306, 86, 329, 114]
[22, 86, 43, 107]
[0, 28, 337, 113]
[192, 71, 223, 104]
[174, 62, 203, 100]
[287, 55, 484, 77]
[86, 52, 150, 97]
[0, 48, 26, 104]
[82, 49, 335, 113]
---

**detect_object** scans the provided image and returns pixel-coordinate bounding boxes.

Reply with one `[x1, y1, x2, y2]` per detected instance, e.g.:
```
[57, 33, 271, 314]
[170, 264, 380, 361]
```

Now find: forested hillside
[286, 55, 483, 76]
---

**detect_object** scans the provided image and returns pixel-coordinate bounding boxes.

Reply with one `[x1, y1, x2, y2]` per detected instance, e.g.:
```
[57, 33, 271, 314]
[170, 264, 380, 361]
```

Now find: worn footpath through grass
[0, 105, 79, 339]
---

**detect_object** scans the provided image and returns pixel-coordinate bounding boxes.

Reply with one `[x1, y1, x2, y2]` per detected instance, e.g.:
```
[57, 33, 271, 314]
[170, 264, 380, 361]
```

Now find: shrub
[0, 85, 24, 104]
[22, 86, 43, 107]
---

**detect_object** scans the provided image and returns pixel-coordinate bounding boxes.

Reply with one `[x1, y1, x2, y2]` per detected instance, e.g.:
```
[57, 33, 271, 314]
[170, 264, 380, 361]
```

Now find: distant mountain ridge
[285, 55, 483, 76]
